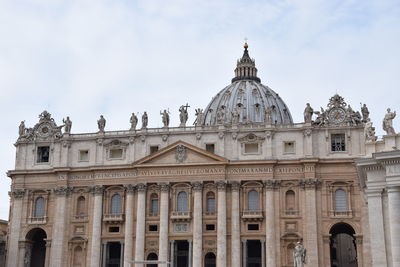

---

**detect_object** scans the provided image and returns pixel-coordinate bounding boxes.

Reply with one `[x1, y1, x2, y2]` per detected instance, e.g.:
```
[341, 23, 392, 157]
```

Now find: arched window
[285, 190, 295, 211]
[204, 252, 216, 267]
[206, 192, 215, 213]
[147, 252, 158, 267]
[76, 196, 86, 215]
[34, 197, 45, 218]
[177, 191, 188, 212]
[111, 194, 121, 214]
[150, 193, 159, 215]
[335, 189, 347, 211]
[248, 190, 259, 211]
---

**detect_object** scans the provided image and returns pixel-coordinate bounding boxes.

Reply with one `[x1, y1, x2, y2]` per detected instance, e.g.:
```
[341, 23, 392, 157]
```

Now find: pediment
[133, 141, 228, 166]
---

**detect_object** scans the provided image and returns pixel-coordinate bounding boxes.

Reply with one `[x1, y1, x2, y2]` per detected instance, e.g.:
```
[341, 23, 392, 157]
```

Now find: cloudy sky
[0, 0, 399, 219]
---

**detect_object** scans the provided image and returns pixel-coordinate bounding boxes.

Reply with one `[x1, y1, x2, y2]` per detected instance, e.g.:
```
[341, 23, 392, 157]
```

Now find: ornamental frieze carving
[299, 178, 321, 189]
[238, 133, 265, 143]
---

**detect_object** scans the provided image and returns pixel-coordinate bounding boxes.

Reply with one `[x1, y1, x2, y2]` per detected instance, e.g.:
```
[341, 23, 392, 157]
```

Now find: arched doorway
[146, 253, 158, 267]
[330, 223, 358, 267]
[204, 252, 216, 267]
[25, 228, 47, 267]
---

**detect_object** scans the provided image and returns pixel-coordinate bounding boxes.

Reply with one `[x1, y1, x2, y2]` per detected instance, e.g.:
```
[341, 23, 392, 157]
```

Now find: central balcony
[103, 213, 124, 223]
[28, 216, 47, 225]
[241, 210, 264, 221]
[171, 211, 191, 222]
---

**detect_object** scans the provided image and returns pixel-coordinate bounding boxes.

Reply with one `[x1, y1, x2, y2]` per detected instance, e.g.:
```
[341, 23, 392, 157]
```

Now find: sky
[0, 0, 399, 220]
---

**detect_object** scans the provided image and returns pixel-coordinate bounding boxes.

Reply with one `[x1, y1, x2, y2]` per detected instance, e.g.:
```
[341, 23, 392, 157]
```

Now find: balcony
[72, 214, 89, 222]
[171, 211, 191, 222]
[204, 211, 216, 218]
[330, 210, 353, 218]
[28, 216, 47, 225]
[241, 210, 264, 221]
[283, 209, 299, 217]
[103, 213, 124, 223]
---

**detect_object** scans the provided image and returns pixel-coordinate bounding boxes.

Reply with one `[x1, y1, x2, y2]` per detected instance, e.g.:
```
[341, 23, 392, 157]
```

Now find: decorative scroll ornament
[175, 145, 187, 163]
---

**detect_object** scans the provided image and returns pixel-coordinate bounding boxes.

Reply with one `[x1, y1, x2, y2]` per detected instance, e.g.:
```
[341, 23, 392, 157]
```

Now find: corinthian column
[387, 186, 400, 266]
[90, 185, 104, 267]
[264, 179, 279, 267]
[50, 186, 70, 267]
[134, 183, 147, 267]
[7, 189, 25, 267]
[216, 181, 227, 267]
[230, 181, 241, 267]
[192, 181, 203, 267]
[159, 183, 170, 267]
[124, 184, 135, 264]
[301, 179, 320, 266]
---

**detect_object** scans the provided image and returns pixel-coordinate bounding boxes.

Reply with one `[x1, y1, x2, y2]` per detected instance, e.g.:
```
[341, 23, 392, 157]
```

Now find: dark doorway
[247, 240, 261, 267]
[26, 228, 47, 267]
[204, 252, 216, 267]
[330, 223, 358, 267]
[176, 240, 189, 267]
[147, 253, 158, 267]
[107, 242, 122, 267]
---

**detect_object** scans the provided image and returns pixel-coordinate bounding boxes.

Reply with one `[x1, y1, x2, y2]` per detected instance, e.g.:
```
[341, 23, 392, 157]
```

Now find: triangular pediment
[133, 141, 228, 166]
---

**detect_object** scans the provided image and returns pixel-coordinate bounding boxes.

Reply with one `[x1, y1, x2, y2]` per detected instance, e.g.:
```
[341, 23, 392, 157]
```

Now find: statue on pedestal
[216, 107, 225, 124]
[130, 113, 138, 130]
[179, 104, 190, 127]
[194, 108, 204, 126]
[231, 107, 240, 124]
[142, 112, 148, 129]
[383, 108, 396, 135]
[63, 116, 72, 134]
[160, 109, 170, 127]
[361, 103, 370, 122]
[364, 118, 377, 142]
[293, 242, 306, 267]
[264, 107, 272, 124]
[97, 115, 106, 133]
[18, 121, 25, 137]
[303, 103, 314, 123]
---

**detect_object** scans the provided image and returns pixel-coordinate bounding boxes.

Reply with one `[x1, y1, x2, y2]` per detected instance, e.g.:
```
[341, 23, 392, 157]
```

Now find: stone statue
[293, 242, 306, 267]
[194, 108, 204, 126]
[383, 108, 396, 135]
[160, 109, 170, 127]
[216, 107, 225, 124]
[264, 107, 272, 124]
[304, 103, 314, 123]
[142, 112, 148, 129]
[364, 118, 377, 142]
[231, 107, 240, 124]
[19, 121, 25, 137]
[179, 103, 190, 127]
[130, 113, 138, 130]
[62, 116, 72, 134]
[97, 115, 106, 133]
[361, 103, 370, 122]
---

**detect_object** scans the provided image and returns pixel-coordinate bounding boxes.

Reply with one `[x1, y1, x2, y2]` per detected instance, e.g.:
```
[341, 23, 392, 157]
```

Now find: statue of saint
[97, 115, 106, 133]
[130, 113, 138, 130]
[216, 107, 225, 124]
[231, 107, 240, 124]
[303, 103, 314, 123]
[179, 104, 190, 127]
[160, 109, 170, 127]
[361, 103, 370, 122]
[264, 107, 272, 124]
[194, 108, 204, 126]
[142, 112, 148, 129]
[18, 121, 25, 137]
[293, 242, 306, 267]
[383, 108, 396, 135]
[63, 116, 72, 134]
[364, 118, 377, 142]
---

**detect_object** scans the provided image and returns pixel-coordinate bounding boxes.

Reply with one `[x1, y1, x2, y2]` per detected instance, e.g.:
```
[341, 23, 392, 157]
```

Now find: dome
[201, 44, 293, 126]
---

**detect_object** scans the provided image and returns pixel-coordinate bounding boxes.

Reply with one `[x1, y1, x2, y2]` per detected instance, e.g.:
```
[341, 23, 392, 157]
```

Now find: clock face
[37, 123, 52, 137]
[329, 108, 346, 124]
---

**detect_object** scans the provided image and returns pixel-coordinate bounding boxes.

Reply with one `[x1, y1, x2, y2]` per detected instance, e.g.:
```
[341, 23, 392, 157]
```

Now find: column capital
[216, 180, 227, 191]
[299, 178, 321, 189]
[91, 185, 104, 195]
[230, 181, 241, 191]
[124, 184, 136, 194]
[11, 188, 25, 199]
[136, 183, 147, 192]
[191, 181, 203, 191]
[159, 183, 170, 192]
[53, 186, 72, 196]
[263, 179, 280, 190]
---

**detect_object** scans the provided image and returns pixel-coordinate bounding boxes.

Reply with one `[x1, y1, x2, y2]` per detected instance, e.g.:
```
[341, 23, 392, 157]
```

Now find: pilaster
[230, 181, 241, 267]
[124, 184, 135, 265]
[134, 183, 147, 267]
[89, 185, 104, 267]
[216, 180, 227, 267]
[7, 189, 25, 267]
[192, 181, 203, 267]
[159, 183, 170, 267]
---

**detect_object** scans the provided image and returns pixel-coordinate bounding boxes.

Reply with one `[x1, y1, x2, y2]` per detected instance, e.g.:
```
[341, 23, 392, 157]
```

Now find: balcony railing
[72, 214, 89, 222]
[103, 213, 124, 223]
[241, 210, 264, 221]
[28, 216, 47, 224]
[171, 211, 191, 221]
[331, 210, 353, 217]
[283, 210, 299, 216]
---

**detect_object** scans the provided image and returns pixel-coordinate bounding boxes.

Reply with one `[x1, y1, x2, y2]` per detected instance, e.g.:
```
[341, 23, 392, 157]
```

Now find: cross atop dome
[232, 42, 261, 83]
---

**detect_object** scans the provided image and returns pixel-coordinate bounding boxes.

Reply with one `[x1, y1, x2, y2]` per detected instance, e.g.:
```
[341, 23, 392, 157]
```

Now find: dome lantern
[232, 42, 261, 83]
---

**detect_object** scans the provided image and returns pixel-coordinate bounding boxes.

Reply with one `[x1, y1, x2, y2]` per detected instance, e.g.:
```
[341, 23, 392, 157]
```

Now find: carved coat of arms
[175, 145, 187, 163]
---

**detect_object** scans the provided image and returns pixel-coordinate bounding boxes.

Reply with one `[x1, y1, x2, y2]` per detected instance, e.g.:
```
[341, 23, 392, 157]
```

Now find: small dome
[201, 44, 293, 126]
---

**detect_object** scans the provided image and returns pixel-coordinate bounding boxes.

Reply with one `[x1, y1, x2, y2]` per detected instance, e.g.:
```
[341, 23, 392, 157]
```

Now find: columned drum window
[335, 189, 347, 211]
[177, 191, 188, 212]
[248, 190, 259, 211]
[34, 197, 45, 218]
[206, 192, 216, 213]
[111, 194, 122, 214]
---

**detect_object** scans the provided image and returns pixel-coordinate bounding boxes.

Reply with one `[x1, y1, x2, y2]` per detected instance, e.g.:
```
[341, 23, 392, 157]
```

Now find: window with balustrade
[328, 182, 353, 217]
[34, 197, 45, 218]
[248, 190, 259, 211]
[206, 192, 216, 214]
[150, 193, 159, 216]
[111, 194, 122, 214]
[177, 191, 188, 212]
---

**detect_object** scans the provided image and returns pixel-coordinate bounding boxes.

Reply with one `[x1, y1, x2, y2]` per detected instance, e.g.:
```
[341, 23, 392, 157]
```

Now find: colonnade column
[192, 181, 203, 267]
[134, 183, 147, 267]
[90, 185, 104, 267]
[387, 186, 400, 266]
[231, 181, 241, 267]
[169, 240, 175, 267]
[242, 240, 247, 267]
[50, 186, 70, 266]
[264, 180, 278, 267]
[7, 189, 25, 267]
[301, 179, 320, 266]
[216, 181, 227, 267]
[159, 183, 170, 267]
[124, 184, 135, 265]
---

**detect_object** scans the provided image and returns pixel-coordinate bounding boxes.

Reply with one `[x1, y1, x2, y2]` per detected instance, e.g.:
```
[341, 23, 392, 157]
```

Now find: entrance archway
[330, 223, 358, 267]
[204, 252, 216, 267]
[25, 228, 47, 267]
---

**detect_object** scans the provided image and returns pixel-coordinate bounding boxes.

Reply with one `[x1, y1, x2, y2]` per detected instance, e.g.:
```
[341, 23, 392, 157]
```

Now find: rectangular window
[206, 144, 215, 153]
[151, 199, 159, 215]
[37, 146, 50, 163]
[149, 225, 158, 232]
[109, 226, 119, 233]
[109, 148, 123, 159]
[248, 224, 259, 231]
[206, 224, 215, 231]
[150, 145, 159, 154]
[284, 142, 295, 154]
[244, 143, 259, 154]
[79, 150, 89, 162]
[331, 134, 346, 152]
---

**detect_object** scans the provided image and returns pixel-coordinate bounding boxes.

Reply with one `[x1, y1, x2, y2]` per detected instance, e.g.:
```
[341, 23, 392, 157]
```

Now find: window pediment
[238, 133, 265, 143]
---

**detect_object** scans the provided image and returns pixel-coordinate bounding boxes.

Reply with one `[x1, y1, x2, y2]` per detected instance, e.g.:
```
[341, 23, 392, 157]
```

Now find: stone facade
[6, 44, 399, 267]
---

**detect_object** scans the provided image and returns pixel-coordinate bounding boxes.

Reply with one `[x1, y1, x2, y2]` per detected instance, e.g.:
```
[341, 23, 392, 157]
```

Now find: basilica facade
[6, 44, 400, 267]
